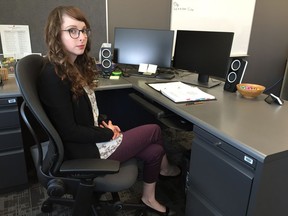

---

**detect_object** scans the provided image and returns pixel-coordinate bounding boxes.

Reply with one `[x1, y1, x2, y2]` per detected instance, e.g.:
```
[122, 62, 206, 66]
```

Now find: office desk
[125, 75, 288, 216]
[3, 76, 288, 215]
[128, 76, 288, 160]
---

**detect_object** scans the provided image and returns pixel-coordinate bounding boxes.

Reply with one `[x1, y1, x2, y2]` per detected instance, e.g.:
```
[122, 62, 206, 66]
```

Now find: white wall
[170, 0, 256, 56]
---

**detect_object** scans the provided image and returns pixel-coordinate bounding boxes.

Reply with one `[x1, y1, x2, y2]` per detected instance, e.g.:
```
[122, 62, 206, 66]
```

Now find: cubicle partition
[0, 0, 106, 58]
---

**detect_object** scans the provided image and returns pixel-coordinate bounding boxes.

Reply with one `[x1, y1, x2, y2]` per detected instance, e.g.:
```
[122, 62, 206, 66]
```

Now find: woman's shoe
[159, 167, 182, 181]
[140, 200, 175, 216]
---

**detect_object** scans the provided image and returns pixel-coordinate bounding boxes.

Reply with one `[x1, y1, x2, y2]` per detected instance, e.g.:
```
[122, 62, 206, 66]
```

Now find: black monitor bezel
[113, 27, 174, 68]
[173, 30, 234, 88]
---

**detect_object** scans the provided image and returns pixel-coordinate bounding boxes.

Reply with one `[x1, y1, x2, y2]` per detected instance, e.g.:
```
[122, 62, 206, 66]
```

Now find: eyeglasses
[62, 28, 91, 39]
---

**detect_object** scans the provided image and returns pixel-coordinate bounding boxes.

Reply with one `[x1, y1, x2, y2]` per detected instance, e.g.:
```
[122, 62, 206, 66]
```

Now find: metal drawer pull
[214, 141, 222, 147]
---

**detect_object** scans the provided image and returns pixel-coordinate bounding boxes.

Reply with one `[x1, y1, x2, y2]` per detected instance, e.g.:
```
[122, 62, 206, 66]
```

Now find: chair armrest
[60, 159, 120, 175]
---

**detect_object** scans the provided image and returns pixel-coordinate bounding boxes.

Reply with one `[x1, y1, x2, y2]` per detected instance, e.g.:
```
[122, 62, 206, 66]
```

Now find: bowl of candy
[236, 83, 266, 99]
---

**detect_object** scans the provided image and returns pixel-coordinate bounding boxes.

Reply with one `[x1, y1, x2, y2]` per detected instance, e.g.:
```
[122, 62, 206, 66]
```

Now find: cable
[263, 78, 283, 94]
[105, 0, 109, 43]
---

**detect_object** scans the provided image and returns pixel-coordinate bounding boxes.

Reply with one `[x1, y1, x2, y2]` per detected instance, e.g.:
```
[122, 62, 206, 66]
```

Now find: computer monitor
[113, 28, 174, 69]
[173, 30, 234, 88]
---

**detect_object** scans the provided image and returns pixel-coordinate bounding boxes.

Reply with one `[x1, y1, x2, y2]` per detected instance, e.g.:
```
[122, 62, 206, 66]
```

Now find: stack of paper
[148, 81, 216, 103]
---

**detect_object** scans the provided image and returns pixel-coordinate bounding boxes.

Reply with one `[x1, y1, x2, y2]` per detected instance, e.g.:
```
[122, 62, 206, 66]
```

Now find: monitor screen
[173, 30, 234, 88]
[113, 28, 174, 68]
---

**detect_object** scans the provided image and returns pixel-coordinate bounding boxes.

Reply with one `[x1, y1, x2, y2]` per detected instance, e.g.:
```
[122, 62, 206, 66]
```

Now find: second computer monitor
[173, 30, 234, 88]
[113, 28, 174, 68]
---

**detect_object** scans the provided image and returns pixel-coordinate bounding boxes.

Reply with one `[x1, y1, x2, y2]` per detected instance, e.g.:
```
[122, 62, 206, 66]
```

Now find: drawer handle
[214, 141, 222, 147]
[8, 99, 17, 104]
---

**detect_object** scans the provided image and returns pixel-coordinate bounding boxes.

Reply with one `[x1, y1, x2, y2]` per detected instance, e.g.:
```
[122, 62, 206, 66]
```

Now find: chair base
[92, 192, 146, 216]
[41, 191, 146, 216]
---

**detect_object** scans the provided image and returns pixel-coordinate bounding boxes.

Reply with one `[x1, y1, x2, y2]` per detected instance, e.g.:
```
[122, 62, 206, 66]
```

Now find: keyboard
[155, 73, 175, 80]
[129, 71, 157, 78]
[118, 65, 176, 80]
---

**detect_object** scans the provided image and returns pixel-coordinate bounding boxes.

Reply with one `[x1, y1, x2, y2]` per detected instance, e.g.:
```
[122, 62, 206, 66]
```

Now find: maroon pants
[108, 124, 165, 183]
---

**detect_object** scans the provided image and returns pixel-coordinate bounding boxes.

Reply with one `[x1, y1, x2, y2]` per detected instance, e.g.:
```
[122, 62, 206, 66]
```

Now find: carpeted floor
[0, 178, 186, 216]
[0, 129, 192, 216]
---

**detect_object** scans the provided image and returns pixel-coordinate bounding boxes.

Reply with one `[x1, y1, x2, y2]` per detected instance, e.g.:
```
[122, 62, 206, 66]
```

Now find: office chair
[15, 54, 145, 216]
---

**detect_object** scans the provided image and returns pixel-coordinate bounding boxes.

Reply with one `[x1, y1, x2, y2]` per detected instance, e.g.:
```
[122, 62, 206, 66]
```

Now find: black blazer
[38, 62, 113, 159]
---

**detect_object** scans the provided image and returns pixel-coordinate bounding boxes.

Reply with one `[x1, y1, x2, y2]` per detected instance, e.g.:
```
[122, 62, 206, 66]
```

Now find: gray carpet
[0, 180, 186, 216]
[0, 181, 140, 216]
[0, 183, 50, 216]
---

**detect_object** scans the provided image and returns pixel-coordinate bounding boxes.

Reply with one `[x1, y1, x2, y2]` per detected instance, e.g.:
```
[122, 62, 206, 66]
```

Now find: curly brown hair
[44, 5, 98, 98]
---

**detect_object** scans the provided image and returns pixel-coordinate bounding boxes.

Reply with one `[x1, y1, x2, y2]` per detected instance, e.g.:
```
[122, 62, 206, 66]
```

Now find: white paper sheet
[0, 25, 32, 59]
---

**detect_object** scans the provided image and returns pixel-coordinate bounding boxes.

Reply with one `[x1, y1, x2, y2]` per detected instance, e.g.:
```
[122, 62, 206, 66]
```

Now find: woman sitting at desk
[39, 5, 180, 216]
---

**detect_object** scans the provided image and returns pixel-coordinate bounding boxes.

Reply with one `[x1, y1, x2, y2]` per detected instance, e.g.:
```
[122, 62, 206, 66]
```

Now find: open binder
[147, 81, 216, 103]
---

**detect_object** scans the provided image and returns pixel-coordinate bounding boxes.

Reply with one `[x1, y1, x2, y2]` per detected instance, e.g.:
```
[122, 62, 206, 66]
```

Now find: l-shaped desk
[126, 75, 288, 216]
[1, 74, 288, 215]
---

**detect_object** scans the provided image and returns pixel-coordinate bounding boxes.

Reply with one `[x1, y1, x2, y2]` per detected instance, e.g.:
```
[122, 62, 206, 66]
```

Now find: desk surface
[2, 75, 288, 163]
[0, 77, 22, 97]
[125, 75, 288, 163]
[0, 76, 132, 97]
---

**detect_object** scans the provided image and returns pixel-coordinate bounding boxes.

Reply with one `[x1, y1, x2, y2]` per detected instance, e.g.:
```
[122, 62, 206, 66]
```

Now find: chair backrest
[15, 54, 64, 175]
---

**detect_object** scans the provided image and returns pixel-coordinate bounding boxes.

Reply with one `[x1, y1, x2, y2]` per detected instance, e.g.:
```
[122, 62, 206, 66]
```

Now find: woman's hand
[100, 120, 121, 140]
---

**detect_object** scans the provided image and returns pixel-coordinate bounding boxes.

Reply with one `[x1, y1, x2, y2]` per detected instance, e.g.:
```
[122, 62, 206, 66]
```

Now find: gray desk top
[2, 75, 288, 163]
[96, 77, 132, 91]
[126, 76, 288, 163]
[0, 76, 132, 97]
[0, 76, 22, 97]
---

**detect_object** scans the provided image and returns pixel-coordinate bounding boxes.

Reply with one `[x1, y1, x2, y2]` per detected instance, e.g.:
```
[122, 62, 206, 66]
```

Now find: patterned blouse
[84, 86, 122, 159]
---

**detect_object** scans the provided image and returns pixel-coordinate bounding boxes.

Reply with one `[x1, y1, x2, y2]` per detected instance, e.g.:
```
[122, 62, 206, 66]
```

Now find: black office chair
[15, 54, 144, 216]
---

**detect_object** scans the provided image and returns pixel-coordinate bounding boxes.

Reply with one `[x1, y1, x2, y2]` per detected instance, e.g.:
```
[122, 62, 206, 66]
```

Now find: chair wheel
[113, 201, 123, 211]
[135, 209, 146, 216]
[41, 200, 53, 213]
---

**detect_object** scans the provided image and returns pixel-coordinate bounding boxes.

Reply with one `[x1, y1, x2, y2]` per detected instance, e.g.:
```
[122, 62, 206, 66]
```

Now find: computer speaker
[224, 58, 248, 92]
[99, 43, 113, 77]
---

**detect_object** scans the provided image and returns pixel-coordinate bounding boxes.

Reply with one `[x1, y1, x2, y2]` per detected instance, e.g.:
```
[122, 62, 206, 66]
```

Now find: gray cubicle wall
[0, 0, 106, 58]
[107, 0, 171, 44]
[246, 0, 288, 95]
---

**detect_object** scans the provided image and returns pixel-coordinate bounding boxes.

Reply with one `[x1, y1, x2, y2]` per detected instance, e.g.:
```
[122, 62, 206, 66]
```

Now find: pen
[185, 101, 204, 106]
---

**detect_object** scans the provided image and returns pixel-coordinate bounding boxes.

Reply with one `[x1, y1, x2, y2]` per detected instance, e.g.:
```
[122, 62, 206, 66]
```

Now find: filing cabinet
[186, 126, 255, 216]
[0, 97, 28, 193]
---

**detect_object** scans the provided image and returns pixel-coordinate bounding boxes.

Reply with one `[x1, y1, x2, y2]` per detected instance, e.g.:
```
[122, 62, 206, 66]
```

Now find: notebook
[147, 81, 216, 103]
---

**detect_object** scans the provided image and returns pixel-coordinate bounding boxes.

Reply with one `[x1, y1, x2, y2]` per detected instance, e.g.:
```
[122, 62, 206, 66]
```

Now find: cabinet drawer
[0, 98, 17, 106]
[194, 126, 257, 169]
[0, 106, 20, 129]
[189, 128, 254, 216]
[0, 150, 28, 191]
[186, 190, 223, 216]
[0, 129, 23, 151]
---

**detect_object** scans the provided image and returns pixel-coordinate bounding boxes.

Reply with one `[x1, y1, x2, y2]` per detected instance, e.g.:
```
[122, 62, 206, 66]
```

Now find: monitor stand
[178, 74, 221, 88]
